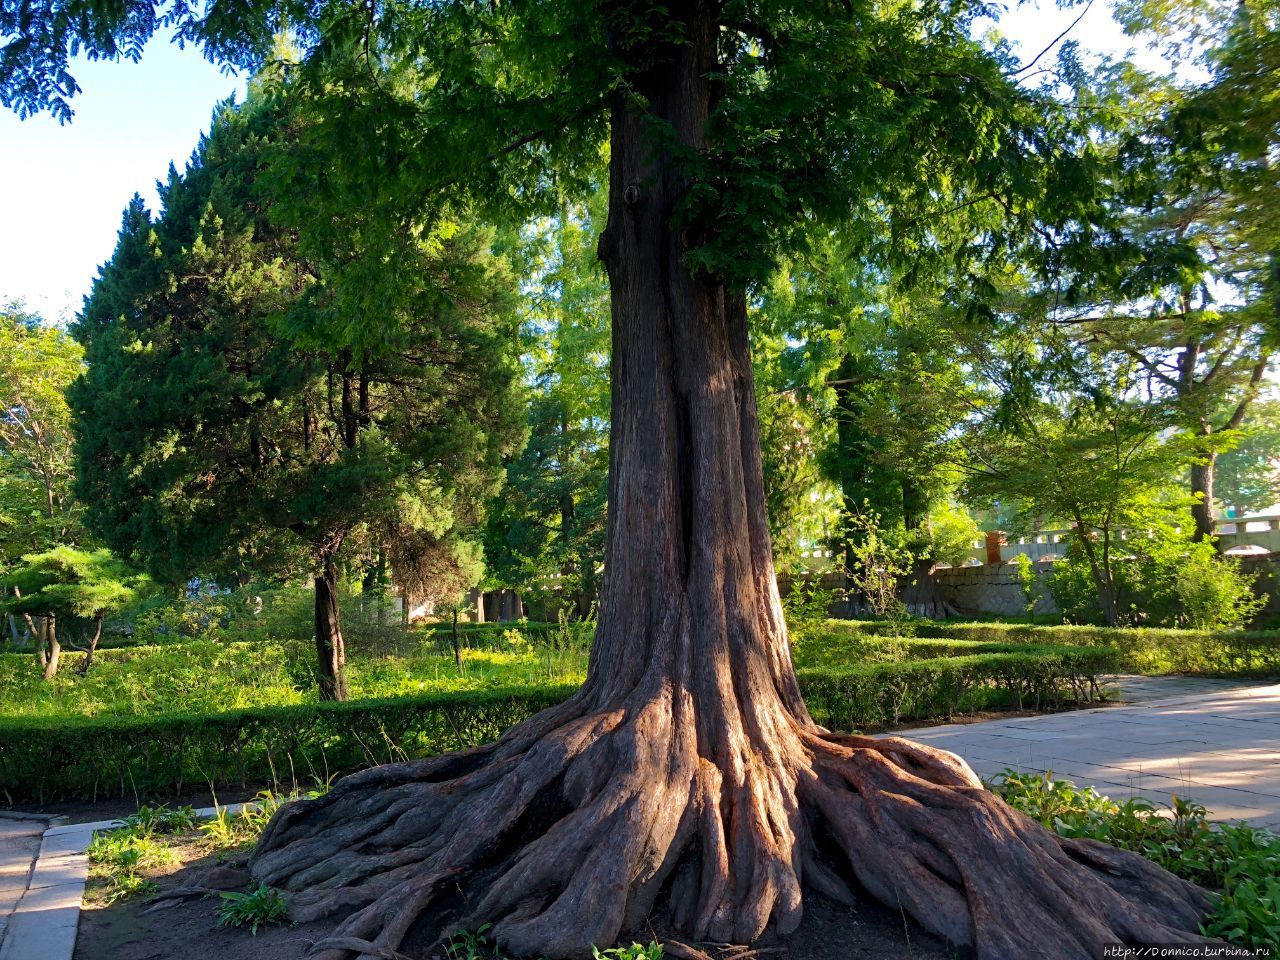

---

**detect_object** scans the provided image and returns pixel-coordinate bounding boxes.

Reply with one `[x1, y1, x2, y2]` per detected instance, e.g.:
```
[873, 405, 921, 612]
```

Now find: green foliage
[779, 576, 839, 646]
[799, 647, 1116, 731]
[484, 195, 610, 612]
[117, 803, 200, 836]
[916, 504, 982, 571]
[0, 686, 576, 803]
[1010, 554, 1039, 619]
[446, 924, 497, 960]
[1, 546, 146, 622]
[71, 88, 522, 641]
[593, 943, 663, 960]
[863, 619, 1280, 678]
[217, 883, 288, 934]
[86, 821, 177, 904]
[202, 784, 331, 849]
[1175, 549, 1267, 631]
[0, 302, 85, 563]
[0, 635, 1115, 801]
[1050, 529, 1264, 630]
[842, 509, 913, 621]
[0, 633, 592, 718]
[1216, 399, 1280, 516]
[995, 771, 1280, 955]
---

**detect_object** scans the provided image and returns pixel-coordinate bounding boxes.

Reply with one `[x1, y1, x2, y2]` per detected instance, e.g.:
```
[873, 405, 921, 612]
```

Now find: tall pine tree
[73, 87, 522, 700]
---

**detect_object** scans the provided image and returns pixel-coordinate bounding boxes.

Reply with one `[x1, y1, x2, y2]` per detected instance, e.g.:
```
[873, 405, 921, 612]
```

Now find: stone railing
[960, 515, 1280, 567]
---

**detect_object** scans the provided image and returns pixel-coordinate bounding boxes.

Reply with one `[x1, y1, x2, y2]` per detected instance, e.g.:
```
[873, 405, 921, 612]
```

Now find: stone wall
[933, 563, 1058, 617]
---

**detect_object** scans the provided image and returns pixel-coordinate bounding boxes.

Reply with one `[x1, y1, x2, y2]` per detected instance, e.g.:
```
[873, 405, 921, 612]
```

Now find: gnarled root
[250, 698, 1214, 960]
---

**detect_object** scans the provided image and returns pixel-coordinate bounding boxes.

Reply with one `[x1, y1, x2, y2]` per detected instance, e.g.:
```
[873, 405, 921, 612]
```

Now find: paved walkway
[897, 682, 1280, 830]
[1103, 673, 1264, 703]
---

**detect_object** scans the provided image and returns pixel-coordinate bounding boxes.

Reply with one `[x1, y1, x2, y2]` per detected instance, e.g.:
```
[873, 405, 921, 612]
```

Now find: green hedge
[799, 646, 1116, 731]
[0, 646, 1114, 804]
[836, 620, 1280, 678]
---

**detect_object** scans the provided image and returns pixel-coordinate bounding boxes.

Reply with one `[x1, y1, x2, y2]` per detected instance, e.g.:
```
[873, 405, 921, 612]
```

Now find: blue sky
[0, 2, 1175, 324]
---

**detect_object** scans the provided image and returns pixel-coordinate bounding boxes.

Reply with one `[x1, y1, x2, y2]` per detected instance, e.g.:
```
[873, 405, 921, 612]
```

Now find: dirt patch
[76, 837, 329, 960]
[75, 840, 959, 960]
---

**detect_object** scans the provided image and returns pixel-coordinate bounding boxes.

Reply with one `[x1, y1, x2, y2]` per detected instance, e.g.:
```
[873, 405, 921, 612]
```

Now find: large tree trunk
[314, 554, 349, 702]
[250, 7, 1213, 957]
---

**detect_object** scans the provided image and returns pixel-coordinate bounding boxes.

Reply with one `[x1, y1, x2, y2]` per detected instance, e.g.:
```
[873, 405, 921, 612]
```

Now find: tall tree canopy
[4, 2, 1216, 957]
[72, 87, 523, 700]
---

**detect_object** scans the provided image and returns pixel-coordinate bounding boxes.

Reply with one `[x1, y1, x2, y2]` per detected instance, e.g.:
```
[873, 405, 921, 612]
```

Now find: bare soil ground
[74, 836, 960, 960]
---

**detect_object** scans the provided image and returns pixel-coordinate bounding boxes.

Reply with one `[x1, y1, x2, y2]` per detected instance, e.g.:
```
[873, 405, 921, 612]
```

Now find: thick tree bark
[251, 6, 1213, 957]
[314, 554, 349, 702]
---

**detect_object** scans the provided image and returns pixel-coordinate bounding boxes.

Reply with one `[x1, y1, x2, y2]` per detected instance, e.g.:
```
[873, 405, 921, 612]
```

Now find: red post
[985, 530, 1005, 566]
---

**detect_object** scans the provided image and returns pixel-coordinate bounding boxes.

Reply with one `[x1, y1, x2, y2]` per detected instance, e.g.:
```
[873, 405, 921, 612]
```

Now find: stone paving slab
[0, 821, 45, 948]
[1103, 674, 1263, 703]
[896, 681, 1280, 830]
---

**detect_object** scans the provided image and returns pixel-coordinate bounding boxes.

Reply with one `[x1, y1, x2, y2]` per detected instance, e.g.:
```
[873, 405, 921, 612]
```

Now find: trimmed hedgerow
[0, 646, 1114, 804]
[0, 685, 576, 805]
[834, 620, 1280, 678]
[799, 646, 1116, 731]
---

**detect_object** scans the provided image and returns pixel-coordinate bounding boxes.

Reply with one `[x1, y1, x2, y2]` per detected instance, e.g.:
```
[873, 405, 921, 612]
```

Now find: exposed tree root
[250, 691, 1214, 960]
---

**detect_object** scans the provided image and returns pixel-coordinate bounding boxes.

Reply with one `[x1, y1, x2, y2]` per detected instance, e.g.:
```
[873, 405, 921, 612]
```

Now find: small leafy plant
[994, 770, 1280, 955]
[446, 924, 495, 960]
[86, 825, 175, 903]
[592, 943, 663, 960]
[119, 803, 199, 836]
[201, 784, 330, 850]
[217, 883, 288, 934]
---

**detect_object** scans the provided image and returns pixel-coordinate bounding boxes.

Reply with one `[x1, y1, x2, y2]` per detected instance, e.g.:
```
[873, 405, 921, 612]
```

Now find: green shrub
[994, 771, 1280, 955]
[1048, 532, 1264, 630]
[1175, 550, 1267, 631]
[86, 821, 177, 903]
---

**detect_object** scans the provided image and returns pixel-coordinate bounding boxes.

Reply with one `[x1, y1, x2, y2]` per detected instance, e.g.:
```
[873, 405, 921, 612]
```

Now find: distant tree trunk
[41, 613, 60, 680]
[900, 558, 959, 619]
[313, 553, 348, 702]
[251, 5, 1213, 955]
[78, 613, 103, 676]
[1073, 520, 1118, 627]
[1190, 450, 1217, 544]
[450, 608, 463, 670]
